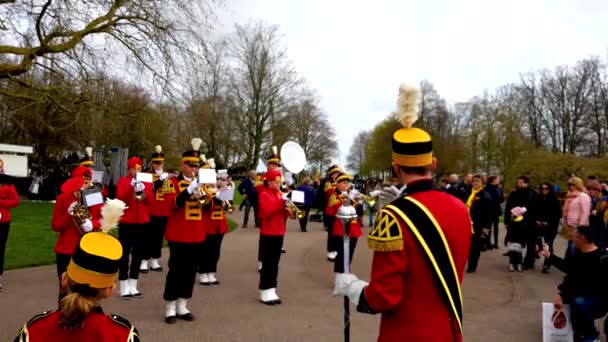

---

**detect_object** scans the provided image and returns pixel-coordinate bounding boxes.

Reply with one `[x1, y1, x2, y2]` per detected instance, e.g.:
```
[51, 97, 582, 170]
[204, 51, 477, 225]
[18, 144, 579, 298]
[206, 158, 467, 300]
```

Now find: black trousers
[164, 241, 204, 301]
[258, 235, 284, 290]
[252, 201, 260, 227]
[325, 216, 336, 252]
[490, 215, 500, 246]
[524, 236, 542, 268]
[142, 216, 168, 260]
[0, 222, 9, 275]
[242, 199, 252, 225]
[118, 223, 147, 280]
[198, 234, 224, 273]
[298, 207, 311, 232]
[334, 237, 358, 273]
[56, 253, 72, 278]
[467, 232, 483, 271]
[543, 237, 555, 269]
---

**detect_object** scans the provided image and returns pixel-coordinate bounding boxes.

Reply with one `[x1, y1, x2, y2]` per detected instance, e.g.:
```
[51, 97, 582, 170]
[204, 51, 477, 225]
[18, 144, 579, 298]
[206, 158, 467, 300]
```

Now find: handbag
[507, 242, 523, 254]
[542, 303, 573, 342]
[558, 224, 575, 240]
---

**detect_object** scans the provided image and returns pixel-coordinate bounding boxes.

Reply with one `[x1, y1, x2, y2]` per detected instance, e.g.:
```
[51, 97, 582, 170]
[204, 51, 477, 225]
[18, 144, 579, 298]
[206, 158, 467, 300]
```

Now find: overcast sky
[217, 0, 608, 164]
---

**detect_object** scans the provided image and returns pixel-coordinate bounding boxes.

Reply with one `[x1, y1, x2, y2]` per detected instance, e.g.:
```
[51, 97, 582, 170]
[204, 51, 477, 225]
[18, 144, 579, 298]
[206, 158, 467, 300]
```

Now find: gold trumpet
[285, 200, 305, 220]
[362, 194, 377, 207]
[72, 191, 92, 235]
[222, 200, 233, 213]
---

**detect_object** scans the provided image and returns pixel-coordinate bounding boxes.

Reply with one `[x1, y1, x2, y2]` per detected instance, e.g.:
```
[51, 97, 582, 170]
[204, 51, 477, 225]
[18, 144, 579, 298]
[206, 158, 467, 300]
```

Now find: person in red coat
[197, 160, 229, 286]
[78, 146, 109, 198]
[257, 146, 283, 269]
[140, 145, 170, 273]
[51, 167, 102, 282]
[0, 159, 19, 291]
[324, 164, 341, 261]
[257, 168, 292, 305]
[115, 157, 153, 299]
[334, 84, 472, 342]
[14, 232, 140, 342]
[328, 172, 363, 274]
[161, 138, 206, 324]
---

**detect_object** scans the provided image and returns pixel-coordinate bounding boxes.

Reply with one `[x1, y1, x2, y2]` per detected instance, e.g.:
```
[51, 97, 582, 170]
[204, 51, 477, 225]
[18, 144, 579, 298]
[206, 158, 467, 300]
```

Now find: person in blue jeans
[238, 171, 258, 228]
[296, 177, 316, 232]
[541, 225, 608, 342]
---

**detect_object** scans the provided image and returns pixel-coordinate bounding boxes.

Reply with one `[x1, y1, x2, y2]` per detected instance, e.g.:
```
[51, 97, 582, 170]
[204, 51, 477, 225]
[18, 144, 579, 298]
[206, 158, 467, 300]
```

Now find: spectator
[586, 179, 608, 250]
[506, 206, 528, 272]
[365, 179, 381, 227]
[504, 175, 538, 269]
[484, 176, 504, 249]
[541, 225, 608, 342]
[296, 177, 316, 232]
[238, 171, 258, 228]
[445, 173, 466, 202]
[0, 160, 19, 291]
[531, 182, 562, 273]
[561, 177, 591, 257]
[466, 175, 493, 273]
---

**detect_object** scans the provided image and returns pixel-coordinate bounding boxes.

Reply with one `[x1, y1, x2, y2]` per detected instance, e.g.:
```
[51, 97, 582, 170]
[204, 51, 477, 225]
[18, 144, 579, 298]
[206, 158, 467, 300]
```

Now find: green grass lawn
[4, 201, 237, 270]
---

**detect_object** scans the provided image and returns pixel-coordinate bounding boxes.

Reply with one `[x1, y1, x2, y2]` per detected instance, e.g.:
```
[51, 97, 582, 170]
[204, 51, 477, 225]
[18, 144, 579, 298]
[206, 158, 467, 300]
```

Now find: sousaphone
[280, 141, 306, 175]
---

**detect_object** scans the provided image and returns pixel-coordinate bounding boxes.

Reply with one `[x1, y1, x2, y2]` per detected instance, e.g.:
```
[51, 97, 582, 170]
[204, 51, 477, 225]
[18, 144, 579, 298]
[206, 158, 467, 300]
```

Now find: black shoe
[121, 294, 133, 300]
[131, 292, 143, 298]
[466, 269, 475, 273]
[260, 300, 276, 306]
[177, 313, 196, 321]
[492, 245, 499, 249]
[165, 316, 177, 324]
[281, 249, 286, 254]
[140, 269, 149, 274]
[542, 267, 550, 274]
[272, 299, 282, 305]
[150, 267, 163, 272]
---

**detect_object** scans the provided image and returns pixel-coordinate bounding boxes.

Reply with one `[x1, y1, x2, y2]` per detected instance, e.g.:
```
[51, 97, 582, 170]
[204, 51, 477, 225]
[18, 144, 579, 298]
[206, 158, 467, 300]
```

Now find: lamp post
[336, 197, 358, 342]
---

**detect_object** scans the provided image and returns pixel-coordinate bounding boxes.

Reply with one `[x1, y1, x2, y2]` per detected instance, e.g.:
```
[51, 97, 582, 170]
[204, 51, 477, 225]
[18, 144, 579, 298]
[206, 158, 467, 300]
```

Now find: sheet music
[291, 190, 305, 204]
[136, 172, 154, 183]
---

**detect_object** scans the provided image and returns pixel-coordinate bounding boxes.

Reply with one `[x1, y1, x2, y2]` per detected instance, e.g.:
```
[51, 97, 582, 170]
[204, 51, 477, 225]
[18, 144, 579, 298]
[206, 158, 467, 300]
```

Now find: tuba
[72, 191, 92, 235]
[280, 141, 307, 220]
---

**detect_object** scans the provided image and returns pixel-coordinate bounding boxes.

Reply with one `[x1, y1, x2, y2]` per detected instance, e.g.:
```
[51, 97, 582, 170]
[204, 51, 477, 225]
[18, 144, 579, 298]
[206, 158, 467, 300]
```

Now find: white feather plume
[272, 145, 278, 156]
[191, 138, 203, 151]
[200, 154, 207, 163]
[85, 146, 93, 157]
[208, 158, 215, 169]
[395, 84, 419, 128]
[100, 199, 127, 233]
[155, 145, 162, 153]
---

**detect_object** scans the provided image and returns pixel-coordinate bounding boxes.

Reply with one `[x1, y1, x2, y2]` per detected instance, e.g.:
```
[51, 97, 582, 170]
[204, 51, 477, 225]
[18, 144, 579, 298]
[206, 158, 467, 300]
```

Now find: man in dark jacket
[238, 170, 258, 228]
[484, 176, 504, 249]
[296, 177, 316, 232]
[504, 176, 538, 268]
[466, 175, 493, 273]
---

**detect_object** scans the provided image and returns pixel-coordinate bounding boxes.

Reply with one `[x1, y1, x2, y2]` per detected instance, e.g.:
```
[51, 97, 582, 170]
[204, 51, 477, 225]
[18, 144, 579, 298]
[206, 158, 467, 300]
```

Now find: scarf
[466, 188, 481, 209]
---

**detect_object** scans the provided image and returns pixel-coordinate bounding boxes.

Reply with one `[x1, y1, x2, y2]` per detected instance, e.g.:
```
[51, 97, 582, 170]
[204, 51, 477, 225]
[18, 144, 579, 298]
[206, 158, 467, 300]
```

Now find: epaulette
[161, 179, 176, 194]
[14, 310, 54, 341]
[328, 193, 342, 207]
[26, 310, 54, 327]
[367, 209, 404, 252]
[109, 314, 140, 342]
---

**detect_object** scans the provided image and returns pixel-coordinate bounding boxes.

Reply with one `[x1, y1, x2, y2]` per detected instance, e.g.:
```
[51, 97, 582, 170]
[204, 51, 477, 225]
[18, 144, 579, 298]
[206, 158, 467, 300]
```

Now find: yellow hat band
[392, 151, 433, 167]
[67, 260, 118, 289]
[151, 157, 164, 162]
[267, 157, 280, 165]
[181, 156, 200, 164]
[336, 174, 352, 183]
[79, 161, 94, 166]
[328, 167, 340, 175]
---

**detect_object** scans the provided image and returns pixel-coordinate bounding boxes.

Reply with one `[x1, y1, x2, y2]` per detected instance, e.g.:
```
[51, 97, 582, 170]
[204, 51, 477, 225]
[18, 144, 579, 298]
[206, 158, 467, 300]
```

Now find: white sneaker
[268, 288, 281, 304]
[119, 280, 132, 299]
[150, 258, 162, 271]
[208, 273, 219, 285]
[199, 273, 211, 285]
[257, 262, 263, 271]
[176, 298, 190, 315]
[165, 300, 176, 317]
[327, 251, 337, 261]
[259, 289, 275, 305]
[128, 279, 142, 297]
[140, 260, 149, 273]
[509, 264, 515, 272]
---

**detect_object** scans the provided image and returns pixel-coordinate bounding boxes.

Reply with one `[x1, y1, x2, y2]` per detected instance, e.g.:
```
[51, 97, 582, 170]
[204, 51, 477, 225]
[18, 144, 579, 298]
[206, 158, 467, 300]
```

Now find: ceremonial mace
[336, 198, 358, 342]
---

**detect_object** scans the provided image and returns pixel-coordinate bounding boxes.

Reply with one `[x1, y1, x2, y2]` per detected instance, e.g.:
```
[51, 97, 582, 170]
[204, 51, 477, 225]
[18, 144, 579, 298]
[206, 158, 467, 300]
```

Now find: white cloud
[218, 0, 608, 165]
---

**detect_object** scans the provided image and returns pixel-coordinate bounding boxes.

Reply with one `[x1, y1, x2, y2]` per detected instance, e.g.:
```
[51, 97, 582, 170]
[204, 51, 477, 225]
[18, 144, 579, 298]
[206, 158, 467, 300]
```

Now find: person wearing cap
[333, 84, 472, 341]
[116, 157, 153, 299]
[51, 167, 103, 291]
[14, 232, 140, 341]
[0, 159, 18, 291]
[327, 172, 363, 274]
[140, 145, 170, 274]
[587, 179, 608, 250]
[257, 168, 292, 305]
[322, 164, 341, 261]
[78, 146, 109, 198]
[197, 158, 228, 286]
[160, 138, 206, 324]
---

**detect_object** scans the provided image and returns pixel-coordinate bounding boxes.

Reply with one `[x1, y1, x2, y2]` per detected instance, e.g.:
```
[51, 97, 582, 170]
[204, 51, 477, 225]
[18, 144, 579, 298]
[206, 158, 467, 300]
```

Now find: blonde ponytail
[59, 281, 104, 330]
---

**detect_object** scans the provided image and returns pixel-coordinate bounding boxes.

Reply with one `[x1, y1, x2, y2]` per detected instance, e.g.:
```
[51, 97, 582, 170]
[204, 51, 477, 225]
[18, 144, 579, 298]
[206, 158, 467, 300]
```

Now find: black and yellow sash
[384, 196, 463, 333]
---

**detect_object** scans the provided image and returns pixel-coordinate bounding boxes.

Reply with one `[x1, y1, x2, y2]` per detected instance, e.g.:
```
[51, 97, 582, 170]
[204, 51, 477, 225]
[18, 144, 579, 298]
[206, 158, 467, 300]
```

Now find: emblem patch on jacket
[368, 209, 403, 252]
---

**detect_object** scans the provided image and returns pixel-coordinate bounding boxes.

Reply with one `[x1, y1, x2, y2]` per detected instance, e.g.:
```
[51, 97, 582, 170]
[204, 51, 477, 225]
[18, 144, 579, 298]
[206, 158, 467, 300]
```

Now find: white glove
[159, 172, 169, 181]
[192, 188, 204, 199]
[377, 186, 401, 208]
[67, 201, 78, 215]
[187, 179, 199, 195]
[134, 182, 145, 193]
[81, 219, 93, 233]
[333, 273, 369, 305]
[369, 190, 381, 197]
[130, 178, 138, 187]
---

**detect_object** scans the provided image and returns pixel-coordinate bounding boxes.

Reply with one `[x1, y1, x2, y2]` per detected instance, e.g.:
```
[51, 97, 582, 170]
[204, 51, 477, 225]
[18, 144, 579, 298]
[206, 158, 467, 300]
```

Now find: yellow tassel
[367, 238, 404, 252]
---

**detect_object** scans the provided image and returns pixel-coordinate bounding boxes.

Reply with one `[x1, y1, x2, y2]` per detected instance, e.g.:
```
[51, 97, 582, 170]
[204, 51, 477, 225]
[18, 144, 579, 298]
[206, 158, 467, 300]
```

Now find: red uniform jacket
[116, 175, 153, 224]
[324, 186, 338, 217]
[0, 183, 19, 223]
[329, 190, 362, 238]
[202, 199, 229, 235]
[163, 176, 206, 243]
[258, 187, 288, 236]
[15, 308, 140, 342]
[51, 191, 102, 255]
[148, 172, 170, 217]
[360, 180, 471, 342]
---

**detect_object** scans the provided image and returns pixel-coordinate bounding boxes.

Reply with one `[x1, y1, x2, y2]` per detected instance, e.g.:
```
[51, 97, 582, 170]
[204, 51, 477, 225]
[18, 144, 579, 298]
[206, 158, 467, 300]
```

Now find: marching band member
[161, 138, 206, 324]
[15, 232, 140, 341]
[116, 157, 153, 299]
[323, 164, 341, 261]
[257, 147, 283, 270]
[0, 160, 19, 291]
[140, 145, 170, 273]
[197, 158, 228, 286]
[257, 168, 291, 305]
[51, 167, 102, 282]
[327, 172, 363, 274]
[78, 146, 108, 198]
[333, 84, 472, 341]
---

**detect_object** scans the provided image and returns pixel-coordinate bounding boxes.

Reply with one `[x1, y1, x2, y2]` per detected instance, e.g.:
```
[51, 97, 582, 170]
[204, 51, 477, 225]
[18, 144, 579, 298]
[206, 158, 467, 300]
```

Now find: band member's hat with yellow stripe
[392, 84, 432, 167]
[79, 147, 94, 167]
[327, 164, 340, 177]
[335, 172, 352, 183]
[266, 146, 280, 166]
[66, 232, 122, 288]
[182, 138, 203, 166]
[151, 145, 164, 163]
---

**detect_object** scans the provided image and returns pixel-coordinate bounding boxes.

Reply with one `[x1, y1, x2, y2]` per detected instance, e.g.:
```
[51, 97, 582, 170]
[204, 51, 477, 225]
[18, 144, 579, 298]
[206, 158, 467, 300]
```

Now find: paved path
[0, 212, 605, 341]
